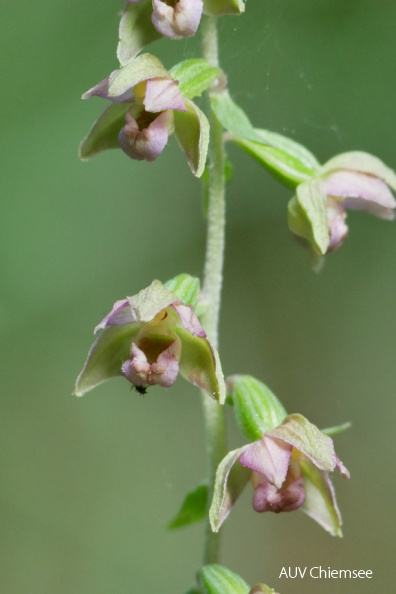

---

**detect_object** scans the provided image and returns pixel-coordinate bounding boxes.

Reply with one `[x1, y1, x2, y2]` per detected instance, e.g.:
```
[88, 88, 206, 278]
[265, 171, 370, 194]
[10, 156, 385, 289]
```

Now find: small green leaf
[203, 0, 245, 16]
[170, 59, 221, 100]
[199, 565, 250, 594]
[168, 484, 208, 529]
[232, 136, 315, 188]
[229, 375, 287, 441]
[164, 274, 200, 309]
[117, 1, 162, 67]
[211, 90, 261, 142]
[174, 99, 209, 177]
[321, 422, 352, 437]
[288, 180, 330, 255]
[79, 102, 130, 160]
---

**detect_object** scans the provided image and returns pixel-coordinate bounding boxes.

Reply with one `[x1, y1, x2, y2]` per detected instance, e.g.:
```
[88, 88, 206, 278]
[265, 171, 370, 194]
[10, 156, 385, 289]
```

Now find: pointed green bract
[300, 459, 343, 537]
[164, 273, 200, 309]
[203, 0, 245, 16]
[288, 180, 330, 255]
[167, 483, 208, 529]
[199, 564, 250, 594]
[74, 324, 140, 396]
[321, 422, 351, 437]
[231, 136, 314, 188]
[229, 375, 287, 441]
[211, 90, 261, 142]
[255, 129, 320, 172]
[174, 99, 209, 177]
[170, 59, 221, 100]
[79, 102, 130, 160]
[117, 1, 162, 67]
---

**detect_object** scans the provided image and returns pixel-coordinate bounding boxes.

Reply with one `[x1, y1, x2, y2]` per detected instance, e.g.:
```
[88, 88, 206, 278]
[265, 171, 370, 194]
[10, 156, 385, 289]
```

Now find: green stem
[200, 15, 227, 566]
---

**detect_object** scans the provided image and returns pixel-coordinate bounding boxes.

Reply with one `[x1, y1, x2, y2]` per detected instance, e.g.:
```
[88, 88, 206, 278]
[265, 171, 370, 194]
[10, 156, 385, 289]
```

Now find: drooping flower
[125, 0, 203, 40]
[288, 151, 396, 258]
[74, 279, 225, 402]
[80, 53, 209, 176]
[210, 376, 349, 536]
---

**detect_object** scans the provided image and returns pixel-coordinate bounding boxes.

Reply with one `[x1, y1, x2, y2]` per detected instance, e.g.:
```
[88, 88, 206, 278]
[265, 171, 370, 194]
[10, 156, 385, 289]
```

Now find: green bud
[164, 273, 200, 309]
[199, 564, 250, 594]
[229, 375, 287, 441]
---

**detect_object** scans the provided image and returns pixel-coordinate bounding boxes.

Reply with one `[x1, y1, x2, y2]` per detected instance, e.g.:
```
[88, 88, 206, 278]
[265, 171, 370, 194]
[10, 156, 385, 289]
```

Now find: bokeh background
[2, 1, 395, 592]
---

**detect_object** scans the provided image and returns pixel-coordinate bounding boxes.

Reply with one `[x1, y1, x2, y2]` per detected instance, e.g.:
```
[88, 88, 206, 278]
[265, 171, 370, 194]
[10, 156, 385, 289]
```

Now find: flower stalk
[200, 14, 227, 565]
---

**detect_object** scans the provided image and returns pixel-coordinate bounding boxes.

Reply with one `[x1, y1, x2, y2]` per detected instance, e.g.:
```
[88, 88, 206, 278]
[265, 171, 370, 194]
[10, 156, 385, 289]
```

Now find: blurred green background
[2, 1, 395, 592]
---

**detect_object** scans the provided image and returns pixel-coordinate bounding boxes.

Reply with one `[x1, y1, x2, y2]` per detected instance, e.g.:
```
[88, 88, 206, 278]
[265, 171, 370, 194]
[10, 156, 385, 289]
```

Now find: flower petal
[152, 0, 203, 40]
[252, 462, 305, 513]
[326, 198, 348, 251]
[209, 447, 251, 532]
[239, 436, 292, 489]
[324, 170, 396, 219]
[119, 110, 172, 162]
[107, 53, 170, 100]
[171, 303, 206, 336]
[121, 340, 180, 387]
[173, 98, 209, 177]
[267, 413, 339, 473]
[322, 151, 396, 192]
[299, 458, 343, 537]
[127, 280, 179, 322]
[144, 77, 187, 113]
[73, 324, 140, 396]
[94, 299, 132, 333]
[177, 328, 226, 402]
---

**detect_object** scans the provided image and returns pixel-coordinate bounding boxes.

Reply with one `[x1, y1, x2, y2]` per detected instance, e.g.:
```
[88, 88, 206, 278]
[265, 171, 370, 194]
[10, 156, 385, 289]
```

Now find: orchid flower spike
[210, 376, 350, 536]
[74, 277, 225, 402]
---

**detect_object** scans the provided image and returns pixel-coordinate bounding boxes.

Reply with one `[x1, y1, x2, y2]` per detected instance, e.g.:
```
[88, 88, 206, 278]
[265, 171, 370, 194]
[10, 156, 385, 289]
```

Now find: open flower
[74, 280, 225, 402]
[80, 53, 209, 176]
[288, 151, 396, 258]
[210, 413, 349, 536]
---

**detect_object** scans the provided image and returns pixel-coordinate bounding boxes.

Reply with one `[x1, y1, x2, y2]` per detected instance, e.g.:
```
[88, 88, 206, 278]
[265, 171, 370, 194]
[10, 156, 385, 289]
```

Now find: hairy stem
[200, 15, 227, 566]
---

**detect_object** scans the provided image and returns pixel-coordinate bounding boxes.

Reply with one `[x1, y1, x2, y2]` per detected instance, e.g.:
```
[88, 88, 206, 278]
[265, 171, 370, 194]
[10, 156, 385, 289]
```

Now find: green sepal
[199, 564, 250, 594]
[79, 102, 130, 160]
[300, 459, 343, 537]
[211, 90, 261, 142]
[203, 0, 245, 17]
[73, 324, 140, 396]
[232, 136, 315, 188]
[321, 422, 351, 437]
[108, 53, 169, 99]
[177, 328, 226, 403]
[117, 1, 162, 67]
[288, 180, 330, 255]
[164, 273, 200, 309]
[209, 448, 250, 532]
[174, 99, 209, 177]
[170, 59, 221, 100]
[229, 375, 288, 441]
[167, 483, 207, 529]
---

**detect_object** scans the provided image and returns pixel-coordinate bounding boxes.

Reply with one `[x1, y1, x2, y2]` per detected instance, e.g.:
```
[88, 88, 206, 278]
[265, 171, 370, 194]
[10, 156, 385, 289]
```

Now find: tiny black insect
[133, 384, 148, 395]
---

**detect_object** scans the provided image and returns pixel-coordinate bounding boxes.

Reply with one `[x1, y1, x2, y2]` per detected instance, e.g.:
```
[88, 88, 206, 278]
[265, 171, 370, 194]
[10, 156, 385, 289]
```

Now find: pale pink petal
[252, 463, 305, 513]
[144, 78, 187, 113]
[82, 76, 134, 102]
[94, 299, 133, 333]
[324, 170, 396, 219]
[239, 435, 292, 489]
[172, 303, 206, 336]
[326, 198, 348, 251]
